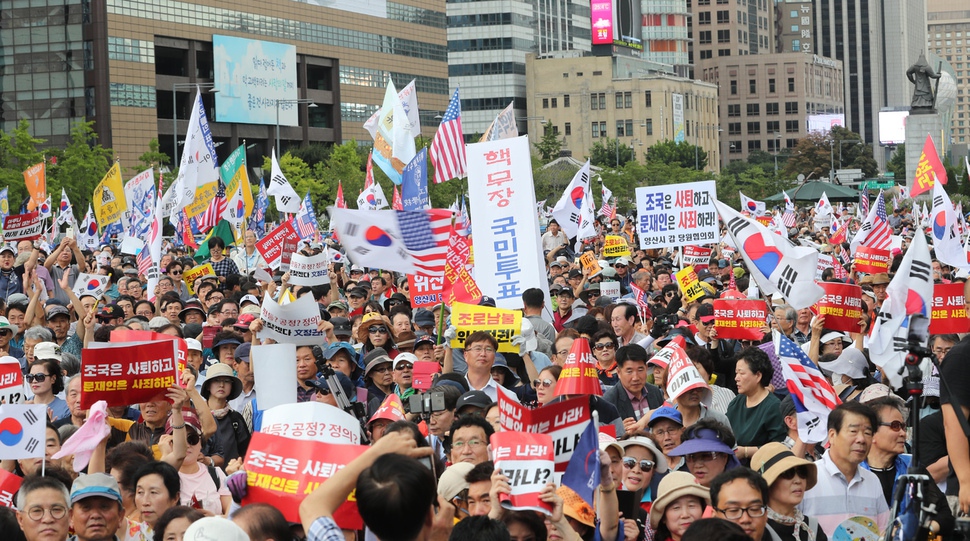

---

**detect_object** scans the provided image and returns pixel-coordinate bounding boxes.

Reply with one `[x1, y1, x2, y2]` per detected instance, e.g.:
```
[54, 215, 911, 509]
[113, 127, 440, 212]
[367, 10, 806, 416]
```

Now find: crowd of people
[2, 200, 969, 541]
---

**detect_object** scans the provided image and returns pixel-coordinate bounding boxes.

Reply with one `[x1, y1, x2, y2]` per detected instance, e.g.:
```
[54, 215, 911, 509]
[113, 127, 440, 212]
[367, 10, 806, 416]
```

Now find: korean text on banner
[252, 344, 298, 410]
[110, 329, 188, 374]
[257, 292, 325, 345]
[636, 181, 718, 249]
[242, 431, 365, 529]
[853, 246, 891, 274]
[256, 221, 301, 270]
[288, 253, 330, 286]
[466, 136, 549, 310]
[813, 283, 864, 333]
[182, 263, 215, 296]
[491, 432, 555, 514]
[450, 301, 522, 353]
[93, 163, 127, 227]
[80, 341, 180, 408]
[931, 282, 970, 334]
[674, 266, 706, 302]
[260, 402, 363, 445]
[600, 281, 621, 300]
[579, 251, 602, 277]
[712, 299, 769, 340]
[602, 236, 631, 258]
[0, 357, 24, 405]
[3, 212, 42, 242]
[0, 468, 23, 507]
[497, 393, 590, 472]
[408, 274, 444, 308]
[682, 245, 712, 270]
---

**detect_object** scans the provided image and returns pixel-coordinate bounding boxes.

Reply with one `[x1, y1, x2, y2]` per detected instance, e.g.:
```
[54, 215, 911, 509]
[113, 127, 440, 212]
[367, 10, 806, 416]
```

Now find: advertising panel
[806, 114, 845, 134]
[591, 0, 614, 45]
[214, 36, 298, 126]
[878, 110, 909, 146]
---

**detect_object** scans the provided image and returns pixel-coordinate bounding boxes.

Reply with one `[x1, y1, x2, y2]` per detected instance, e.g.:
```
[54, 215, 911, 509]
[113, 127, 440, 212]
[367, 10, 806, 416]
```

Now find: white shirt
[799, 451, 890, 537]
[465, 374, 499, 402]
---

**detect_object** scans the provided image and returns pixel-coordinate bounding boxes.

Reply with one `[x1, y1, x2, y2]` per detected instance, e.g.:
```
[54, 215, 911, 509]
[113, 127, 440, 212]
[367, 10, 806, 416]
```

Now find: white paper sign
[635, 181, 718, 249]
[260, 402, 362, 445]
[0, 356, 25, 405]
[72, 273, 110, 300]
[600, 281, 621, 300]
[119, 236, 145, 255]
[288, 252, 330, 286]
[252, 343, 297, 410]
[257, 292, 324, 345]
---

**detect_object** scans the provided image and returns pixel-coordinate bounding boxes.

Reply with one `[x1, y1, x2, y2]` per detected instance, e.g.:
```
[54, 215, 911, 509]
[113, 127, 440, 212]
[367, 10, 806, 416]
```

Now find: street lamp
[773, 132, 782, 174]
[172, 83, 217, 165]
[275, 99, 317, 153]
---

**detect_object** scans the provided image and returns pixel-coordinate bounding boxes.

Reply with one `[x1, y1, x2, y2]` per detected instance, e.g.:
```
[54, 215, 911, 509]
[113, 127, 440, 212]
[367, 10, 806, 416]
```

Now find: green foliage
[48, 121, 114, 216]
[288, 143, 333, 168]
[134, 138, 170, 174]
[781, 126, 876, 180]
[533, 122, 563, 162]
[886, 145, 906, 183]
[645, 140, 707, 170]
[589, 137, 634, 168]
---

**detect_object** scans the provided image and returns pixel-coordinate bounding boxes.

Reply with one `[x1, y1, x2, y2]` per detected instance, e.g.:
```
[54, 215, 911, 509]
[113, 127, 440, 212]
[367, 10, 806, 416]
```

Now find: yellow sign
[603, 235, 631, 258]
[450, 302, 522, 354]
[674, 265, 706, 302]
[184, 181, 219, 219]
[183, 263, 216, 295]
[579, 251, 601, 277]
[93, 163, 127, 228]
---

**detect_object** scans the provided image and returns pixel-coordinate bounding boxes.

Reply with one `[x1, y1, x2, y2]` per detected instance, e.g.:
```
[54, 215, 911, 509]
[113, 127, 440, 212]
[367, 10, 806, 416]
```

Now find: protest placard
[0, 468, 22, 508]
[712, 299, 769, 340]
[72, 273, 110, 300]
[288, 252, 329, 286]
[599, 281, 621, 300]
[579, 251, 602, 276]
[260, 402, 363, 445]
[674, 266, 705, 302]
[666, 350, 710, 404]
[491, 432, 555, 514]
[647, 336, 689, 370]
[854, 246, 891, 274]
[242, 431, 365, 529]
[497, 393, 590, 472]
[182, 263, 215, 295]
[603, 236, 631, 258]
[635, 181, 717, 249]
[256, 221, 300, 270]
[252, 344, 297, 410]
[681, 245, 712, 271]
[0, 357, 24, 405]
[110, 329, 188, 374]
[450, 301, 521, 353]
[813, 283, 864, 333]
[3, 212, 42, 242]
[80, 341, 180, 408]
[257, 292, 324, 346]
[931, 282, 970, 334]
[756, 216, 774, 227]
[408, 273, 445, 308]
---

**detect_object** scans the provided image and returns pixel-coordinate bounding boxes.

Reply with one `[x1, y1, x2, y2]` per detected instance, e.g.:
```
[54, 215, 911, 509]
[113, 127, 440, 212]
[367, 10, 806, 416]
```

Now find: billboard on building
[672, 93, 685, 143]
[299, 0, 387, 19]
[878, 110, 909, 146]
[591, 0, 614, 45]
[806, 114, 845, 134]
[213, 35, 299, 126]
[613, 0, 642, 50]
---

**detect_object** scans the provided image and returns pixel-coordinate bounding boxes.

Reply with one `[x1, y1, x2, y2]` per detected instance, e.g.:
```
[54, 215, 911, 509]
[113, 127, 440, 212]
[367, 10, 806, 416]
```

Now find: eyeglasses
[186, 431, 201, 446]
[452, 439, 485, 450]
[26, 505, 68, 521]
[372, 365, 393, 374]
[622, 457, 655, 472]
[879, 420, 906, 432]
[652, 427, 682, 437]
[593, 342, 615, 351]
[387, 300, 404, 307]
[533, 378, 555, 389]
[395, 363, 413, 371]
[777, 465, 811, 480]
[368, 326, 389, 334]
[468, 346, 495, 355]
[25, 374, 51, 383]
[685, 451, 722, 464]
[932, 346, 952, 357]
[715, 505, 767, 520]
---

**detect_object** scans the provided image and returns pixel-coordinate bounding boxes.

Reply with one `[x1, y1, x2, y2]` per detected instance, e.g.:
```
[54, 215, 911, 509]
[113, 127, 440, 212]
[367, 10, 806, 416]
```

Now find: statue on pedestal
[907, 52, 941, 112]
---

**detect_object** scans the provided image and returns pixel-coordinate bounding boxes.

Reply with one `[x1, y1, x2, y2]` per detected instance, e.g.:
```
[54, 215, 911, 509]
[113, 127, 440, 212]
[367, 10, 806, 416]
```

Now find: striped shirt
[799, 451, 890, 537]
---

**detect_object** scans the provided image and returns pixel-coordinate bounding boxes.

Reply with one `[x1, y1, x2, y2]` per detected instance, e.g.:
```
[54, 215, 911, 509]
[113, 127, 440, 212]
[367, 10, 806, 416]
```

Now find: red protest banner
[0, 357, 25, 405]
[0, 468, 23, 507]
[712, 299, 768, 340]
[853, 246, 890, 274]
[813, 283, 864, 333]
[111, 329, 188, 374]
[681, 245, 712, 271]
[497, 391, 590, 472]
[408, 273, 445, 308]
[255, 221, 300, 269]
[931, 283, 970, 334]
[80, 341, 180, 408]
[242, 431, 365, 529]
[491, 432, 555, 513]
[3, 212, 43, 242]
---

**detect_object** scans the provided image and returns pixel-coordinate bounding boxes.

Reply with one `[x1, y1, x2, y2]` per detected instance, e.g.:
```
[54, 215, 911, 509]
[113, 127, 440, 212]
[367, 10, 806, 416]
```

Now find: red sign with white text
[0, 468, 23, 507]
[256, 221, 300, 270]
[813, 283, 864, 333]
[111, 329, 187, 375]
[681, 245, 712, 271]
[80, 341, 180, 408]
[242, 431, 365, 529]
[496, 390, 590, 472]
[408, 273, 445, 308]
[3, 212, 42, 241]
[853, 246, 891, 274]
[712, 299, 768, 340]
[491, 432, 554, 514]
[930, 283, 970, 334]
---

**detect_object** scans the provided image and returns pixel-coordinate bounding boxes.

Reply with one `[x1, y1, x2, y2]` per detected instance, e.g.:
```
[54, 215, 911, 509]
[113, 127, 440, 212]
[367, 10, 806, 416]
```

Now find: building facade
[525, 54, 720, 171]
[775, 0, 814, 54]
[690, 0, 773, 63]
[640, 0, 691, 75]
[1, 0, 449, 167]
[927, 0, 970, 162]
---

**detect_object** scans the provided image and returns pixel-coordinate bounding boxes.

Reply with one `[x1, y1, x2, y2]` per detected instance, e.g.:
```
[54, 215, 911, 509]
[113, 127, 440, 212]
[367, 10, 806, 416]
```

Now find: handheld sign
[256, 221, 300, 270]
[0, 356, 24, 405]
[80, 341, 180, 408]
[491, 432, 555, 514]
[288, 252, 330, 286]
[930, 283, 970, 334]
[674, 266, 705, 302]
[853, 246, 890, 274]
[712, 299, 769, 340]
[257, 292, 325, 346]
[182, 264, 215, 295]
[3, 212, 42, 241]
[450, 301, 521, 353]
[813, 283, 864, 334]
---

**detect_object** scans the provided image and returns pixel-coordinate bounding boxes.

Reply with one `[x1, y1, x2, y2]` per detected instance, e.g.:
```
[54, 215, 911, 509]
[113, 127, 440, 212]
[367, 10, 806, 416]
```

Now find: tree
[781, 126, 875, 181]
[886, 145, 906, 183]
[589, 137, 634, 168]
[0, 120, 46, 210]
[48, 121, 113, 217]
[134, 138, 170, 174]
[533, 122, 562, 162]
[288, 143, 333, 168]
[644, 140, 707, 170]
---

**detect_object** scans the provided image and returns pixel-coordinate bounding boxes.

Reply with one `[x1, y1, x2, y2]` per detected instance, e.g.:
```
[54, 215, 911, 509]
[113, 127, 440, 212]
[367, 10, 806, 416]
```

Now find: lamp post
[172, 83, 217, 166]
[275, 98, 317, 154]
[773, 132, 782, 175]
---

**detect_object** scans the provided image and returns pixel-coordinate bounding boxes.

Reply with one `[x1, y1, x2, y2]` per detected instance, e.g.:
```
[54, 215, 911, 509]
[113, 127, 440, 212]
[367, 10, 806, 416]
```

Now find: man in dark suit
[602, 344, 664, 436]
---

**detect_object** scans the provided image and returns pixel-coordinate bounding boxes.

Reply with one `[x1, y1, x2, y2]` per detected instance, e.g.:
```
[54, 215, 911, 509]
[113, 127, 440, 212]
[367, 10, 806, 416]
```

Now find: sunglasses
[533, 378, 555, 389]
[368, 326, 389, 334]
[777, 465, 810, 480]
[317, 388, 332, 396]
[622, 457, 655, 471]
[25, 374, 51, 383]
[186, 431, 201, 446]
[879, 420, 906, 432]
[395, 363, 413, 371]
[593, 342, 615, 351]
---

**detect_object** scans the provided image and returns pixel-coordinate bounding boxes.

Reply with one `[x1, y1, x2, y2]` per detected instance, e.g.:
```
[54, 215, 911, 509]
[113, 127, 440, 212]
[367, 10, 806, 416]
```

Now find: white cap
[240, 294, 260, 307]
[183, 517, 250, 541]
[185, 338, 203, 352]
[393, 352, 418, 370]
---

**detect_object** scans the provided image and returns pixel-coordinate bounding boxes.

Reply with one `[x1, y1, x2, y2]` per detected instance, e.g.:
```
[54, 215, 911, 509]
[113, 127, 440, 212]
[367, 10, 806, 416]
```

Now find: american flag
[196, 182, 227, 233]
[399, 209, 452, 275]
[599, 184, 616, 219]
[627, 283, 652, 322]
[859, 190, 870, 217]
[781, 191, 796, 228]
[249, 183, 268, 237]
[777, 333, 841, 443]
[430, 88, 466, 185]
[136, 247, 151, 277]
[858, 190, 893, 250]
[292, 192, 319, 239]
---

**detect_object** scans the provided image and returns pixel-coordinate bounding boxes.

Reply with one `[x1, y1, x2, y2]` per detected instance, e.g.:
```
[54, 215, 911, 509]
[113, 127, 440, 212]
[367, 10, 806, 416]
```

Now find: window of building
[749, 79, 756, 94]
[542, 98, 549, 109]
[645, 91, 652, 107]
[645, 119, 653, 135]
[747, 103, 760, 115]
[565, 122, 571, 135]
[616, 120, 626, 136]
[700, 31, 712, 44]
[748, 140, 762, 151]
[717, 10, 729, 23]
[769, 78, 775, 93]
[599, 122, 607, 138]
[728, 104, 741, 117]
[553, 125, 559, 135]
[625, 119, 633, 135]
[551, 98, 557, 108]
[728, 122, 742, 135]
[788, 77, 795, 92]
[786, 119, 799, 132]
[747, 121, 760, 134]
[698, 12, 711, 24]
[718, 49, 731, 56]
[766, 120, 780, 133]
[564, 95, 570, 107]
[718, 29, 730, 43]
[729, 141, 742, 153]
[700, 50, 713, 59]
[766, 103, 779, 115]
[592, 122, 599, 138]
[624, 92, 632, 108]
[730, 80, 738, 95]
[616, 93, 624, 108]
[698, 0, 710, 4]
[785, 101, 798, 114]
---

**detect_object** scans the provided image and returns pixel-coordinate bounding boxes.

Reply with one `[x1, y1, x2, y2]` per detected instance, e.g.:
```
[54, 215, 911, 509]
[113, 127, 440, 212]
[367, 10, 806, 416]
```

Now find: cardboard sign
[813, 283, 864, 333]
[603, 235, 631, 258]
[80, 341, 180, 408]
[72, 273, 110, 300]
[257, 292, 325, 345]
[497, 393, 590, 472]
[600, 281, 621, 300]
[242, 431, 365, 529]
[256, 221, 300, 270]
[853, 246, 890, 274]
[450, 301, 522, 353]
[288, 252, 330, 286]
[681, 245, 712, 271]
[931, 282, 970, 334]
[579, 251, 602, 276]
[252, 344, 297, 410]
[635, 181, 718, 249]
[3, 212, 42, 241]
[182, 263, 215, 295]
[491, 432, 555, 514]
[408, 273, 445, 308]
[412, 361, 441, 392]
[712, 299, 769, 340]
[260, 402, 363, 445]
[0, 468, 23, 508]
[0, 357, 24, 405]
[674, 265, 705, 302]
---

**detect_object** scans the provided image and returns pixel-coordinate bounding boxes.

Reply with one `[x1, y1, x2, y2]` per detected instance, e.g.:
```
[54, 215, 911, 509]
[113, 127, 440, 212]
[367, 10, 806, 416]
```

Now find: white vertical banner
[467, 136, 552, 312]
[672, 93, 685, 143]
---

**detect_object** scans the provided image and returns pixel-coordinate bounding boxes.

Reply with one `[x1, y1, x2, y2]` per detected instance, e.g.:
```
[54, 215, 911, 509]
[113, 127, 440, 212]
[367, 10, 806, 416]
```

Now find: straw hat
[649, 471, 711, 529]
[357, 312, 389, 343]
[557, 486, 596, 527]
[201, 363, 243, 400]
[750, 442, 817, 490]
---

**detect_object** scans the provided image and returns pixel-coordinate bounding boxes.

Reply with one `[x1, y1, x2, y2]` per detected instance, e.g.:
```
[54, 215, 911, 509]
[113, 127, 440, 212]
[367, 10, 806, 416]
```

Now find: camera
[406, 391, 446, 416]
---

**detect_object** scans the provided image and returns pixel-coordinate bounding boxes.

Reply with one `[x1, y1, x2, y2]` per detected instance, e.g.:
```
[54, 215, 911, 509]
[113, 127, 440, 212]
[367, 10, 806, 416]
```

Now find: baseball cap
[648, 406, 684, 428]
[307, 372, 356, 401]
[70, 473, 123, 505]
[233, 342, 252, 364]
[233, 313, 257, 331]
[695, 303, 715, 324]
[0, 317, 19, 337]
[393, 352, 418, 370]
[328, 301, 349, 312]
[34, 342, 63, 363]
[185, 338, 203, 353]
[478, 296, 496, 307]
[456, 390, 492, 414]
[0, 244, 17, 256]
[45, 305, 70, 320]
[97, 304, 125, 320]
[165, 408, 204, 434]
[183, 517, 250, 541]
[239, 294, 260, 307]
[330, 317, 352, 338]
